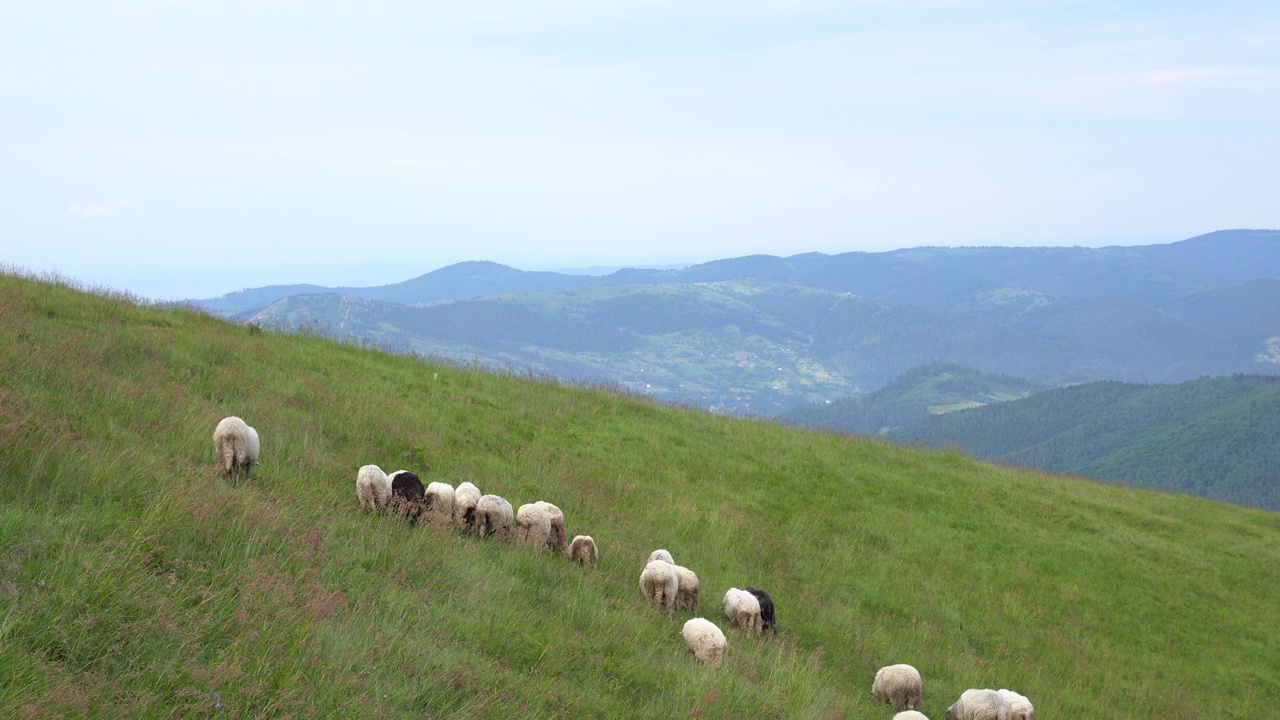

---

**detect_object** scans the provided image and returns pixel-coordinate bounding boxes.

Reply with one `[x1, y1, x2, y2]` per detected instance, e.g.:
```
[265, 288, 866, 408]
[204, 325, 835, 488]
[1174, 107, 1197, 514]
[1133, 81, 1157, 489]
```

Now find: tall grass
[1, 271, 1278, 718]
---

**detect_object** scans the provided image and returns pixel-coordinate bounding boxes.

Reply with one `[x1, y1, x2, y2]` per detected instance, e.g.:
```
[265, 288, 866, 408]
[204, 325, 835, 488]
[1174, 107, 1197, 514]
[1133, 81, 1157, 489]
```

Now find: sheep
[639, 560, 680, 615]
[945, 689, 1010, 720]
[213, 416, 260, 487]
[453, 481, 481, 530]
[389, 470, 426, 522]
[872, 663, 923, 712]
[681, 618, 727, 668]
[996, 690, 1034, 720]
[515, 503, 552, 550]
[568, 535, 598, 567]
[474, 494, 513, 538]
[424, 481, 455, 522]
[355, 464, 391, 511]
[673, 566, 699, 612]
[535, 501, 567, 553]
[721, 588, 762, 633]
[745, 587, 776, 634]
[894, 713, 931, 720]
[648, 549, 674, 565]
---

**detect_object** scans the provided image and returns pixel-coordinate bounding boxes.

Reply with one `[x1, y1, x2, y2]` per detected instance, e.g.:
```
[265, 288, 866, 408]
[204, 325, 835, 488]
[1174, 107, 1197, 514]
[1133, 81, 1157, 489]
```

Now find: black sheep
[745, 587, 776, 634]
[390, 470, 426, 522]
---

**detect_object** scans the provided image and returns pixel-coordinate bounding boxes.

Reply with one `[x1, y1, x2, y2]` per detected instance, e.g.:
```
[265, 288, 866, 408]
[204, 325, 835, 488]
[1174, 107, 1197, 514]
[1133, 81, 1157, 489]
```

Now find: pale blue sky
[2, 1, 1277, 299]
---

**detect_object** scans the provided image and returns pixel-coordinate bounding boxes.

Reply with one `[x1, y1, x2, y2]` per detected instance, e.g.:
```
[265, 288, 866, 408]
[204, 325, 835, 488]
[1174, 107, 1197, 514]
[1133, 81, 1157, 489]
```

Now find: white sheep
[453, 481, 481, 530]
[355, 464, 391, 511]
[673, 565, 699, 612]
[535, 501, 566, 553]
[894, 712, 931, 720]
[515, 503, 552, 550]
[639, 560, 680, 615]
[213, 416, 260, 487]
[996, 690, 1034, 720]
[721, 588, 762, 633]
[648, 549, 674, 565]
[945, 689, 1010, 720]
[424, 481, 455, 522]
[681, 618, 727, 668]
[474, 494, 513, 538]
[872, 663, 923, 712]
[568, 535, 598, 567]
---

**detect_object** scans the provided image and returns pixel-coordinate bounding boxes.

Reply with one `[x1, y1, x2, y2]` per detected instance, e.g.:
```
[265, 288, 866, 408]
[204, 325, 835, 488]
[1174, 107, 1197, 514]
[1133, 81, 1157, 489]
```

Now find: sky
[2, 1, 1278, 300]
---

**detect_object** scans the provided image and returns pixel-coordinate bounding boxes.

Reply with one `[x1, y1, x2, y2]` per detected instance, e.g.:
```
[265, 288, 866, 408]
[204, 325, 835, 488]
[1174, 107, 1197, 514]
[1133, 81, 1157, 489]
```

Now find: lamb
[639, 560, 680, 615]
[453, 481, 481, 530]
[424, 481, 455, 522]
[872, 663, 923, 712]
[568, 535, 598, 567]
[648, 549, 674, 565]
[721, 588, 762, 633]
[474, 494, 514, 538]
[515, 503, 552, 550]
[355, 464, 392, 511]
[996, 690, 1034, 720]
[745, 587, 776, 634]
[213, 416, 260, 487]
[389, 470, 426, 521]
[535, 501, 566, 553]
[673, 565, 699, 612]
[894, 713, 931, 720]
[945, 689, 1010, 720]
[681, 618, 727, 668]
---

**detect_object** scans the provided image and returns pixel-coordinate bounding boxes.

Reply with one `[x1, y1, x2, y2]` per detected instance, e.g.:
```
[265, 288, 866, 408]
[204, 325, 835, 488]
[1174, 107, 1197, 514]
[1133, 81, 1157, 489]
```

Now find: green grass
[2, 271, 1279, 719]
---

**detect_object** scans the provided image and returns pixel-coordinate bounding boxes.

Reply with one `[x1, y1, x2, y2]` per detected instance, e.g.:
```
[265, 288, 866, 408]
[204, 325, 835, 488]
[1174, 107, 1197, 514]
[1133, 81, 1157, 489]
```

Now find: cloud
[61, 199, 135, 219]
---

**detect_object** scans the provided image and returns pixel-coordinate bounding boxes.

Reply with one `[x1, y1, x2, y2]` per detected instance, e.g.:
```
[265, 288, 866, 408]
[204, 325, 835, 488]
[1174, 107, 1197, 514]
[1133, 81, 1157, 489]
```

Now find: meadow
[1, 271, 1278, 718]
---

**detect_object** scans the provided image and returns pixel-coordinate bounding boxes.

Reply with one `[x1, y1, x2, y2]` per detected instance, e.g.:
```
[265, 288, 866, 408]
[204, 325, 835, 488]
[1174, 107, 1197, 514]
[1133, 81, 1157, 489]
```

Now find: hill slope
[889, 375, 1280, 509]
[3, 272, 1279, 718]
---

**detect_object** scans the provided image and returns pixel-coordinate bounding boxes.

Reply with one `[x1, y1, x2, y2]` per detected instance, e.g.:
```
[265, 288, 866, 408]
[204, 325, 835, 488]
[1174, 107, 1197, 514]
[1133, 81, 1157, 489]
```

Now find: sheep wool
[568, 535, 598, 567]
[389, 470, 426, 521]
[894, 712, 931, 720]
[673, 565, 699, 612]
[453, 482, 482, 530]
[872, 664, 924, 712]
[639, 560, 680, 615]
[648, 549, 674, 565]
[424, 481, 455, 522]
[681, 618, 727, 668]
[355, 464, 392, 511]
[534, 501, 567, 553]
[474, 495, 514, 538]
[721, 588, 763, 633]
[946, 689, 1010, 720]
[515, 503, 552, 550]
[213, 416, 260, 487]
[996, 690, 1035, 720]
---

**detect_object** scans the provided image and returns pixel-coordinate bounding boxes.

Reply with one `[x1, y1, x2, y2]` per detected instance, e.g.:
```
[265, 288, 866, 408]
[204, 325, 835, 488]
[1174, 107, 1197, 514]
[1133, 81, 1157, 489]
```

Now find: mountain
[5, 270, 1279, 718]
[886, 374, 1280, 509]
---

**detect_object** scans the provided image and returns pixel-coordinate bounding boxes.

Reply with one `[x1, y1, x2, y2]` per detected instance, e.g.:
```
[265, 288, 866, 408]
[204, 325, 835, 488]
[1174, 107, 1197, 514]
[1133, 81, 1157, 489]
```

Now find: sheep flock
[213, 415, 1039, 718]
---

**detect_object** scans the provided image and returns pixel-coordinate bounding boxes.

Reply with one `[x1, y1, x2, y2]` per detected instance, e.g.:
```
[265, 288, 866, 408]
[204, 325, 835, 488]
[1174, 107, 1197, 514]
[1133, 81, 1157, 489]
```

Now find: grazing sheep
[639, 560, 680, 615]
[872, 664, 924, 712]
[453, 482, 481, 530]
[945, 689, 1010, 720]
[894, 713, 931, 720]
[389, 470, 426, 521]
[673, 565, 699, 612]
[721, 588, 762, 633]
[515, 503, 552, 550]
[474, 494, 514, 538]
[424, 481, 455, 522]
[745, 587, 776, 634]
[648, 549, 674, 565]
[681, 618, 727, 668]
[535, 501, 567, 553]
[568, 535, 598, 567]
[996, 690, 1034, 720]
[213, 416, 260, 487]
[355, 464, 392, 511]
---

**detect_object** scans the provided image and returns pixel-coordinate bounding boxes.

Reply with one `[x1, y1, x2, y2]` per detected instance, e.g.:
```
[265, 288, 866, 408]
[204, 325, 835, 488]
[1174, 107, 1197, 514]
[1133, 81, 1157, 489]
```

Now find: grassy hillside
[3, 271, 1279, 719]
[889, 375, 1280, 509]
